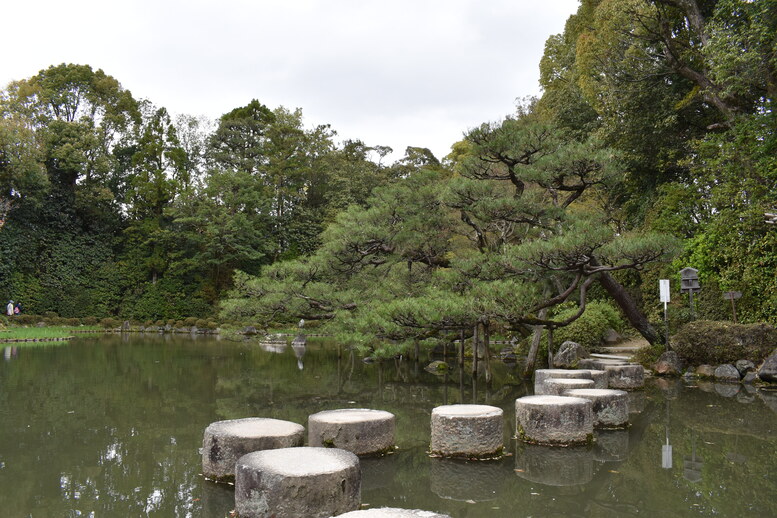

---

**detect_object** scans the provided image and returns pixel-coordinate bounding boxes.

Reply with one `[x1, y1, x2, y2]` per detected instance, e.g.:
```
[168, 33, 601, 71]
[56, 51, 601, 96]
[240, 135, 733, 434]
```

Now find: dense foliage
[1, 0, 774, 362]
[673, 321, 777, 365]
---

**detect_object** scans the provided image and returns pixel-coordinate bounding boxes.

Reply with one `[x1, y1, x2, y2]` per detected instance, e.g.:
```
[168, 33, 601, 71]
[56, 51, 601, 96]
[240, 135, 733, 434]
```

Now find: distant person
[14, 302, 21, 315]
[6, 300, 13, 316]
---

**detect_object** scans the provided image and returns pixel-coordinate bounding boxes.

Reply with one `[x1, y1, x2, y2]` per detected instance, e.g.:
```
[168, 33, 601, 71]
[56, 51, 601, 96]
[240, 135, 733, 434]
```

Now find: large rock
[553, 341, 590, 368]
[235, 447, 360, 518]
[757, 348, 777, 383]
[696, 364, 716, 378]
[714, 364, 741, 382]
[735, 359, 756, 376]
[564, 388, 629, 428]
[654, 351, 683, 376]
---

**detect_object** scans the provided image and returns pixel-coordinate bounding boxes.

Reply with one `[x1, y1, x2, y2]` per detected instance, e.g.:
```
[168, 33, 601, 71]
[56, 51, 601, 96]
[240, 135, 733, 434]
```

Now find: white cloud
[1, 0, 579, 160]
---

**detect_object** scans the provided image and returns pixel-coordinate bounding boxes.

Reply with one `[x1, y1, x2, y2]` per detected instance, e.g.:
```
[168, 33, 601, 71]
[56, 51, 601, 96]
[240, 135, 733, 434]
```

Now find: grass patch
[0, 326, 101, 342]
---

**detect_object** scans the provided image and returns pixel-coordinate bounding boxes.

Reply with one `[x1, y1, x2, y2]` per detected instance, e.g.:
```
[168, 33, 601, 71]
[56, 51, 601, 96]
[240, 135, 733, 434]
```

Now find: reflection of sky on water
[0, 335, 776, 517]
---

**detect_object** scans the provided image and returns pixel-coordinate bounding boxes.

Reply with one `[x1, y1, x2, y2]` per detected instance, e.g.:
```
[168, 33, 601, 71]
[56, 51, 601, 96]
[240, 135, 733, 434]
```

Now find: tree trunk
[597, 271, 661, 345]
[524, 308, 548, 378]
[458, 329, 465, 367]
[472, 323, 479, 377]
[483, 321, 492, 384]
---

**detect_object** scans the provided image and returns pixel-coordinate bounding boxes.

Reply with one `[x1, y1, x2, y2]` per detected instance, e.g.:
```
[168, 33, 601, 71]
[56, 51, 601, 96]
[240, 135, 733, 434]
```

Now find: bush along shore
[0, 314, 224, 342]
[636, 320, 777, 385]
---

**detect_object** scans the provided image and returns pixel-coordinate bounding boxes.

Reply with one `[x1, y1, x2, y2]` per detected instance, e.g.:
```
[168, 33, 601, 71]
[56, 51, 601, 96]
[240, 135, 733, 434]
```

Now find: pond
[1, 334, 776, 517]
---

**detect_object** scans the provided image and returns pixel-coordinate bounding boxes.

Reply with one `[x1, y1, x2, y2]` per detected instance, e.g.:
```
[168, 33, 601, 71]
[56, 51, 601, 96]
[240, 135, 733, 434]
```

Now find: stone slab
[430, 404, 503, 458]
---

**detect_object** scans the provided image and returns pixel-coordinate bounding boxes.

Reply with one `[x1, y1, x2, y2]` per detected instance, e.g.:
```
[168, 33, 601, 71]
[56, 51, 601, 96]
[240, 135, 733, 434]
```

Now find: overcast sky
[1, 0, 578, 161]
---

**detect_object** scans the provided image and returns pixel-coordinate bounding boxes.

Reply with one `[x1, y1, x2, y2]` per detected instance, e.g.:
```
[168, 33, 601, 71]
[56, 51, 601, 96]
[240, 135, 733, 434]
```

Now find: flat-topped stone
[605, 364, 645, 390]
[534, 369, 593, 395]
[430, 404, 503, 458]
[308, 408, 395, 456]
[564, 388, 629, 428]
[586, 369, 609, 389]
[579, 358, 628, 370]
[235, 447, 360, 518]
[338, 508, 451, 517]
[544, 378, 595, 396]
[202, 417, 304, 481]
[515, 395, 594, 446]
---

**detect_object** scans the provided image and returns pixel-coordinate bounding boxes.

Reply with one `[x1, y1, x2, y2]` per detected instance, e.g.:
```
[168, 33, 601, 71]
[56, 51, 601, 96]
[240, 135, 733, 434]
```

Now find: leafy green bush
[673, 320, 777, 365]
[184, 317, 197, 327]
[195, 319, 208, 329]
[552, 300, 624, 349]
[100, 318, 119, 329]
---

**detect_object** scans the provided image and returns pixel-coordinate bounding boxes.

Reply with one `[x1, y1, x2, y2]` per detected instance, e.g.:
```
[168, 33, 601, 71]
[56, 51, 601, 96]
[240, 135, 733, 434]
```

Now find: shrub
[195, 319, 208, 329]
[673, 320, 777, 365]
[184, 317, 197, 327]
[552, 301, 625, 349]
[100, 318, 119, 329]
[82, 316, 98, 326]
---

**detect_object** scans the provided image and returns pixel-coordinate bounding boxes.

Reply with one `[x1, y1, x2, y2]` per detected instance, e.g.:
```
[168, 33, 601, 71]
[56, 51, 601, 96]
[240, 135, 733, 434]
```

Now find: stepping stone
[235, 447, 360, 518]
[338, 509, 451, 517]
[579, 358, 628, 370]
[564, 388, 629, 428]
[534, 369, 593, 395]
[201, 418, 304, 481]
[308, 408, 395, 456]
[430, 404, 504, 458]
[515, 395, 593, 446]
[544, 378, 595, 396]
[586, 369, 609, 389]
[605, 364, 645, 389]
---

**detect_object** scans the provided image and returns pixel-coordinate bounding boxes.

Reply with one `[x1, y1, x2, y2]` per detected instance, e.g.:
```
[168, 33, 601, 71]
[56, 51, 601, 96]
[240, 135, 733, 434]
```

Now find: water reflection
[515, 443, 595, 486]
[292, 334, 306, 370]
[430, 457, 505, 502]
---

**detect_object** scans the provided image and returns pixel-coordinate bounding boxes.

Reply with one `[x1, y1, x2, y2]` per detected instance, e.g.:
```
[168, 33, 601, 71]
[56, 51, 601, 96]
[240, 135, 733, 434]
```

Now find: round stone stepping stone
[515, 395, 593, 446]
[564, 388, 629, 428]
[308, 408, 395, 456]
[430, 404, 503, 458]
[544, 378, 595, 396]
[605, 364, 645, 389]
[338, 508, 451, 517]
[586, 369, 609, 389]
[534, 369, 592, 395]
[201, 417, 304, 481]
[235, 447, 360, 518]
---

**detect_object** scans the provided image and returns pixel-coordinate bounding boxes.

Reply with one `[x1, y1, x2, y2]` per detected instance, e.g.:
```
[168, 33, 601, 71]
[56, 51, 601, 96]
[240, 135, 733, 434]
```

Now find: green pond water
[1, 334, 776, 517]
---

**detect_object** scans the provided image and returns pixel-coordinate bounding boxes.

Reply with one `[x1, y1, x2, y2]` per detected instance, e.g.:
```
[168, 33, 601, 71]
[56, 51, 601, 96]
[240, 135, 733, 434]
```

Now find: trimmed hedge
[673, 320, 777, 365]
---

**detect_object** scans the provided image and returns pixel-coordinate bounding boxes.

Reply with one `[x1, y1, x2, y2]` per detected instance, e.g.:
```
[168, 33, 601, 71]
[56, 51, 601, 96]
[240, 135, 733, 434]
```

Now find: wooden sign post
[723, 291, 742, 323]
